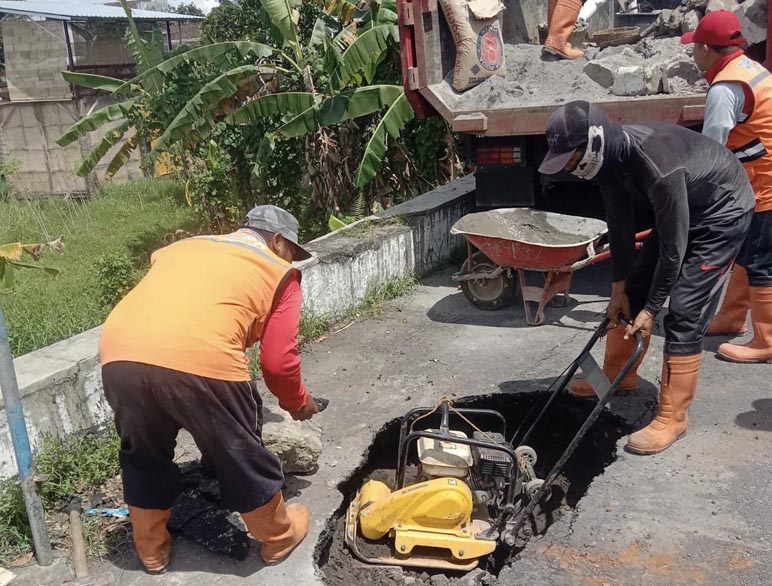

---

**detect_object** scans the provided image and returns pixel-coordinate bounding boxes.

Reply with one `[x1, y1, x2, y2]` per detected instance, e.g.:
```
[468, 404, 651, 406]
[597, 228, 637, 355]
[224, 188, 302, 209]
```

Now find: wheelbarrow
[450, 208, 651, 325]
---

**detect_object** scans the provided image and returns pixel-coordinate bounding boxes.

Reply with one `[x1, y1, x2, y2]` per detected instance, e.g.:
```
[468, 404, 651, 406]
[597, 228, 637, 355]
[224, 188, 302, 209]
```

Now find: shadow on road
[735, 398, 772, 432]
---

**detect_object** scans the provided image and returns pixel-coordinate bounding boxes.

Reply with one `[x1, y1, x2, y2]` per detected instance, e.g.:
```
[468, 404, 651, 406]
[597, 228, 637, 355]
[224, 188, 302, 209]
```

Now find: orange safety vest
[714, 55, 772, 213]
[99, 232, 297, 382]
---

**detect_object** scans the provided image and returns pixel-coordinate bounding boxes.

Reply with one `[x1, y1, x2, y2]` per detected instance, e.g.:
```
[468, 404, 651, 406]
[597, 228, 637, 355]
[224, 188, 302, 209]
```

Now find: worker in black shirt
[539, 101, 754, 455]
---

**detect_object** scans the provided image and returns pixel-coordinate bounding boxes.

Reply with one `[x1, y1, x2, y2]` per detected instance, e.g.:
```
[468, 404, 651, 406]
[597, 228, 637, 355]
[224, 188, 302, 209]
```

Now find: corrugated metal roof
[0, 1, 203, 21]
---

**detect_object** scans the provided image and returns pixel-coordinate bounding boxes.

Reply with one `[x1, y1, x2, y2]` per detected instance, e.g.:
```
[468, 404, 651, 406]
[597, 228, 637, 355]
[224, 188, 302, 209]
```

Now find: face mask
[571, 124, 605, 180]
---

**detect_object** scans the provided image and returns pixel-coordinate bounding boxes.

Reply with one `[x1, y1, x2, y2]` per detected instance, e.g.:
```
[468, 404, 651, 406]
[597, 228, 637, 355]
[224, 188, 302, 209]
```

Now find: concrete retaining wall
[0, 176, 476, 480]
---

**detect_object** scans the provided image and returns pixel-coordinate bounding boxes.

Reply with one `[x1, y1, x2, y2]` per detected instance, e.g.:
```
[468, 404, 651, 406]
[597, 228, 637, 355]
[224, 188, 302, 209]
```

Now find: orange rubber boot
[717, 286, 772, 363]
[626, 354, 702, 455]
[544, 0, 584, 60]
[706, 265, 749, 335]
[569, 326, 650, 397]
[241, 491, 309, 564]
[128, 506, 172, 574]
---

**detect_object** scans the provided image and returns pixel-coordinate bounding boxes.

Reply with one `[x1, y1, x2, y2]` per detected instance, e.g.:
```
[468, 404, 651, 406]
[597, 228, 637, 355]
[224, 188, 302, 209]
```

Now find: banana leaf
[329, 24, 399, 91]
[61, 72, 136, 95]
[57, 100, 134, 147]
[105, 133, 139, 179]
[262, 0, 300, 59]
[355, 91, 414, 187]
[76, 120, 132, 177]
[226, 92, 316, 125]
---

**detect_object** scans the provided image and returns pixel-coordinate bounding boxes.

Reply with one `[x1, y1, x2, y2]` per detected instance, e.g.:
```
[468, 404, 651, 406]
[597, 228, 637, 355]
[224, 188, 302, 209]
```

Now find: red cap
[681, 10, 746, 46]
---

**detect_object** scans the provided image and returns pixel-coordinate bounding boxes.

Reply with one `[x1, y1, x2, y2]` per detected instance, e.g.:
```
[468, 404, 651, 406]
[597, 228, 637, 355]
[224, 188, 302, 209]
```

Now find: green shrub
[95, 252, 140, 309]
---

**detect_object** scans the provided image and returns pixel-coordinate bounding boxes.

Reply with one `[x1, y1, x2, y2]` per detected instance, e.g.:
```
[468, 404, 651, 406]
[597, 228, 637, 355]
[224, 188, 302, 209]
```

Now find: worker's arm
[600, 184, 636, 325]
[644, 169, 690, 315]
[260, 275, 315, 418]
[702, 82, 745, 145]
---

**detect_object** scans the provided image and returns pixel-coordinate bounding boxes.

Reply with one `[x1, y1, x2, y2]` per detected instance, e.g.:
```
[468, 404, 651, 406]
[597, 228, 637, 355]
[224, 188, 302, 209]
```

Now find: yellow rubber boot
[717, 286, 772, 363]
[128, 506, 172, 574]
[569, 326, 650, 397]
[706, 266, 749, 336]
[241, 491, 309, 564]
[626, 354, 702, 455]
[544, 0, 584, 60]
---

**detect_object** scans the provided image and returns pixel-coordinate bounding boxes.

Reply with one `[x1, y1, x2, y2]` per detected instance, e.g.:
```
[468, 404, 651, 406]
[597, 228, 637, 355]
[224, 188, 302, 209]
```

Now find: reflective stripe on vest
[733, 137, 768, 163]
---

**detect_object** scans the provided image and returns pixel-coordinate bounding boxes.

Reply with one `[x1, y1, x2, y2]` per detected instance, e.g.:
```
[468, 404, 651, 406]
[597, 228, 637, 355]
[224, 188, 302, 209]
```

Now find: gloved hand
[290, 394, 319, 421]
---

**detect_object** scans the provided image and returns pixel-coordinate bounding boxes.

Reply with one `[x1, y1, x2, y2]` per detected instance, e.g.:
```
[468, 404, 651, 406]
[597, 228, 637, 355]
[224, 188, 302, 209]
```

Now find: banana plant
[141, 0, 412, 188]
[0, 240, 64, 289]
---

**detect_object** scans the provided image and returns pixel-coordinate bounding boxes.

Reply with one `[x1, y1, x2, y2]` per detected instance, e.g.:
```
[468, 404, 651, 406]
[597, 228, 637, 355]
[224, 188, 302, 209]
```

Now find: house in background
[0, 0, 201, 197]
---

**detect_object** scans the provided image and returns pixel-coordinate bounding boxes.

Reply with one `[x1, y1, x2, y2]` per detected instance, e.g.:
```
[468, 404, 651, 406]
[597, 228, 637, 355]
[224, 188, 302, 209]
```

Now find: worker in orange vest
[100, 205, 319, 573]
[543, 0, 584, 60]
[683, 11, 772, 363]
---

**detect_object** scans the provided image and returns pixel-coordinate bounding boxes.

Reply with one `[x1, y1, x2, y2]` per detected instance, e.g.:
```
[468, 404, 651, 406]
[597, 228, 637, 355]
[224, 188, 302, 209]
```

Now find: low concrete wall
[0, 176, 476, 480]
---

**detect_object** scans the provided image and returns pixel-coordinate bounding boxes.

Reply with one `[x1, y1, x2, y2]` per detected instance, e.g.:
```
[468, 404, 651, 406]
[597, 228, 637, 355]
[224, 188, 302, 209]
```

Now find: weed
[0, 428, 120, 566]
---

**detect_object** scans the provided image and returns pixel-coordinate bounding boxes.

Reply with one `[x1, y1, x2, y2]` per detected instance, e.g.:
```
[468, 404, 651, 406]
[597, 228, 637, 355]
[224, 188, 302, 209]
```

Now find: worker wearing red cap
[682, 11, 772, 363]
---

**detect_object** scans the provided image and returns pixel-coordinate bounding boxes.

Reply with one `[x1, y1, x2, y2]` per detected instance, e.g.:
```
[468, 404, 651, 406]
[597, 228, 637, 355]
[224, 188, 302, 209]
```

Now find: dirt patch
[435, 37, 705, 111]
[317, 392, 630, 586]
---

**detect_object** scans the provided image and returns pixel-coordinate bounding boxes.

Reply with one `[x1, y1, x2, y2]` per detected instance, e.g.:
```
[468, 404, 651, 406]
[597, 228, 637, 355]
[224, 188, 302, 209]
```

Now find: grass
[0, 427, 120, 566]
[0, 179, 198, 356]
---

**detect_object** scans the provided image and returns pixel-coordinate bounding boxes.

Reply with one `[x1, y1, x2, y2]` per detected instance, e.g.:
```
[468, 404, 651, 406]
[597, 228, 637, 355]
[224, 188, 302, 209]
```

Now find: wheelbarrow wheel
[459, 253, 515, 311]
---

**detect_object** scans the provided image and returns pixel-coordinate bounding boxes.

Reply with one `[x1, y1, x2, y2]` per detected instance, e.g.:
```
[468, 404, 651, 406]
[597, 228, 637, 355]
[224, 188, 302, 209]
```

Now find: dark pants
[627, 211, 753, 355]
[102, 362, 284, 513]
[737, 209, 772, 287]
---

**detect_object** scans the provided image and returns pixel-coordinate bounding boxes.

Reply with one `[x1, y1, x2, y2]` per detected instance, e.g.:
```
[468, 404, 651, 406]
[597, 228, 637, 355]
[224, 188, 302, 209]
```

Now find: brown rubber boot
[706, 265, 749, 335]
[569, 326, 650, 397]
[626, 353, 702, 455]
[241, 491, 309, 564]
[717, 286, 772, 363]
[128, 506, 172, 574]
[544, 0, 584, 60]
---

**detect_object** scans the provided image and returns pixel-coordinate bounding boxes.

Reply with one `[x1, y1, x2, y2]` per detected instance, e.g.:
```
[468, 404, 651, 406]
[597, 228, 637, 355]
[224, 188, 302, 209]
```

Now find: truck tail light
[473, 144, 523, 166]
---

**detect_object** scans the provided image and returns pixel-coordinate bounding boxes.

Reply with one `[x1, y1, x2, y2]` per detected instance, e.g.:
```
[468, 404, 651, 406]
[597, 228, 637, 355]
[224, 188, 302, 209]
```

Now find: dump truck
[396, 0, 707, 208]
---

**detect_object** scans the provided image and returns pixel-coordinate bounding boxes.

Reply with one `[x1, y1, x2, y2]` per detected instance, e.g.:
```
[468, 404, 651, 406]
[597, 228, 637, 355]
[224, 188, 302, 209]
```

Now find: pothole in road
[315, 391, 630, 586]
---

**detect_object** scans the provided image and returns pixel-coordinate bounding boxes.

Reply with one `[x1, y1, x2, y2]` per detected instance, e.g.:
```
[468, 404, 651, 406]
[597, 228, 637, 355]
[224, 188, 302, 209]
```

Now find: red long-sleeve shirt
[259, 275, 309, 412]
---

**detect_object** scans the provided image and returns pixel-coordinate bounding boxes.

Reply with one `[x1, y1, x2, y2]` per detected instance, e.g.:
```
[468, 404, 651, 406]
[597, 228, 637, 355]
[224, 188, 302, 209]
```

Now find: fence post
[0, 300, 53, 566]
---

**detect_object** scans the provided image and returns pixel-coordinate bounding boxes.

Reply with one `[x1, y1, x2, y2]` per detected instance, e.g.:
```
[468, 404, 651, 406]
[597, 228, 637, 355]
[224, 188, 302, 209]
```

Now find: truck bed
[404, 1, 706, 136]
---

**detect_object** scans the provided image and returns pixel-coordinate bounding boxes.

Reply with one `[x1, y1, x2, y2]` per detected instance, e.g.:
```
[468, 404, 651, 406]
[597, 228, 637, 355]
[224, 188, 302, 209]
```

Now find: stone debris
[262, 402, 323, 474]
[706, 0, 738, 13]
[584, 37, 706, 97]
[733, 0, 768, 46]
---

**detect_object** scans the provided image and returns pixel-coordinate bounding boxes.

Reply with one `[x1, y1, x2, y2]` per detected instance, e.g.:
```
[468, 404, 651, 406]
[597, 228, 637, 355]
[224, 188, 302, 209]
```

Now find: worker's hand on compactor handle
[624, 309, 654, 340]
[291, 393, 320, 421]
[606, 281, 632, 329]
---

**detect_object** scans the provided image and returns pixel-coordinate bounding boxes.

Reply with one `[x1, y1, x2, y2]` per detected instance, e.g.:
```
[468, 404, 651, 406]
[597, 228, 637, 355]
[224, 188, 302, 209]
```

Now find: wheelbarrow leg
[517, 270, 574, 326]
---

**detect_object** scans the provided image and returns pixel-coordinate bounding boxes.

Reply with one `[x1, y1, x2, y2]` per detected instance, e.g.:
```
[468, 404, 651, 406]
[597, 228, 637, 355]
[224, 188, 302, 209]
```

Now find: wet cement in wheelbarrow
[455, 211, 605, 247]
[317, 392, 630, 586]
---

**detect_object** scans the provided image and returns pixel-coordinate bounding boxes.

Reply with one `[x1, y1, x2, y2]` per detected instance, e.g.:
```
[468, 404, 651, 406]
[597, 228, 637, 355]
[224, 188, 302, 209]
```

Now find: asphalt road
[12, 264, 772, 586]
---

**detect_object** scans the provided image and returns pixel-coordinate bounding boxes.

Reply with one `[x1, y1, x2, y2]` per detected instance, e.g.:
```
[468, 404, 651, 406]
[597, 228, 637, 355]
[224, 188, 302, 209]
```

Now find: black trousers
[626, 210, 753, 355]
[102, 362, 284, 513]
[737, 209, 772, 287]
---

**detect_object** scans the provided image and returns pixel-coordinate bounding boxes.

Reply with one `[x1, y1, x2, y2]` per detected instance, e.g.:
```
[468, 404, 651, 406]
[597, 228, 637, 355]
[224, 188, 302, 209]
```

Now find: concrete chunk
[733, 0, 767, 45]
[611, 64, 663, 97]
[262, 408, 323, 474]
[706, 0, 738, 13]
[584, 60, 617, 89]
[681, 9, 701, 33]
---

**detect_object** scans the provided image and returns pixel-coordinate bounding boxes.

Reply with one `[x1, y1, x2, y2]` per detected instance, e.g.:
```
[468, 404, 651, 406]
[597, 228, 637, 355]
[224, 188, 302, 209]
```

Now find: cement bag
[439, 0, 506, 91]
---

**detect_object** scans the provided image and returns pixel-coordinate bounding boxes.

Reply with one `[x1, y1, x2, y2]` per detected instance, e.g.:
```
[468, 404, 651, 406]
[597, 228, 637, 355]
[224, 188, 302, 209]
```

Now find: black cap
[539, 101, 593, 175]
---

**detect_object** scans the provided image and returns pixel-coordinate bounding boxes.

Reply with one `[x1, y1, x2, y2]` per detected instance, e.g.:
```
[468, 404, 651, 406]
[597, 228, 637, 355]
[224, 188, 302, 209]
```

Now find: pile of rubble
[657, 0, 768, 45]
[584, 37, 706, 97]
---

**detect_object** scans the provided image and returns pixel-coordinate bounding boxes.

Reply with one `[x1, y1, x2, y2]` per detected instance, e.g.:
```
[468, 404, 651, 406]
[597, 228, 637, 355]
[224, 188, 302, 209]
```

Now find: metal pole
[63, 21, 76, 99]
[166, 21, 173, 51]
[0, 301, 52, 566]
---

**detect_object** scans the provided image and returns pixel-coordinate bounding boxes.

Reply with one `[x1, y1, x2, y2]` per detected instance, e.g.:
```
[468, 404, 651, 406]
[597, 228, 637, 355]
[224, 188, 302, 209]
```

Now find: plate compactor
[345, 317, 644, 571]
